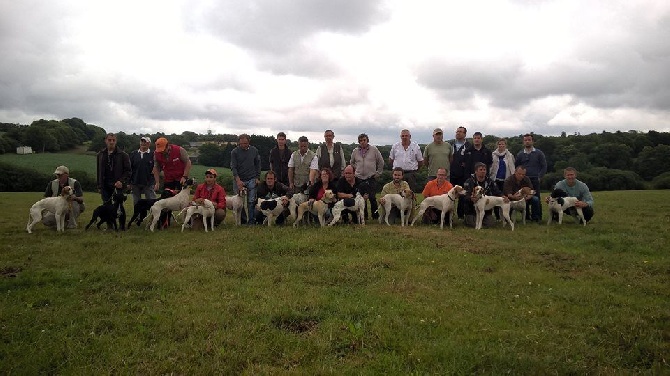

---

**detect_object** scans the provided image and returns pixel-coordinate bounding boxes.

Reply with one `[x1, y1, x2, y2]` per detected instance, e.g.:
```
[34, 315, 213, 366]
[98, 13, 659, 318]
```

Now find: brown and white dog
[226, 186, 249, 225]
[472, 186, 514, 231]
[378, 188, 415, 226]
[509, 186, 536, 224]
[294, 190, 336, 227]
[411, 185, 465, 229]
[147, 179, 195, 232]
[547, 196, 586, 226]
[181, 199, 216, 232]
[27, 186, 74, 233]
[329, 192, 366, 226]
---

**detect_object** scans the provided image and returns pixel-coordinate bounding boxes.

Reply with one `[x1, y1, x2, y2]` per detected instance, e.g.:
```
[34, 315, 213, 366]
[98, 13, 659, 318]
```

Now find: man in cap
[423, 128, 454, 181]
[192, 168, 227, 227]
[96, 133, 131, 202]
[128, 136, 156, 206]
[43, 165, 85, 229]
[152, 137, 192, 191]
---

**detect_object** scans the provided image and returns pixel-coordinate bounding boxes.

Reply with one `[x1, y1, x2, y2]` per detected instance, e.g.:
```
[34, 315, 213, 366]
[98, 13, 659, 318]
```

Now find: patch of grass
[0, 190, 668, 373]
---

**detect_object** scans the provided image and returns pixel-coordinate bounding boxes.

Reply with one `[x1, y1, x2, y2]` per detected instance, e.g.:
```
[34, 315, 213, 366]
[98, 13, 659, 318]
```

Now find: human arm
[179, 147, 192, 184]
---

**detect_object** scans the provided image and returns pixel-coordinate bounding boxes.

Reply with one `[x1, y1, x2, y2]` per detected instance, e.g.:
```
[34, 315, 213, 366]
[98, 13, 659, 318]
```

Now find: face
[343, 167, 355, 181]
[140, 139, 150, 150]
[324, 131, 334, 143]
[564, 170, 577, 184]
[392, 170, 403, 183]
[299, 141, 309, 153]
[238, 137, 250, 150]
[105, 136, 117, 150]
[433, 132, 443, 143]
[277, 137, 286, 146]
[475, 166, 487, 179]
[473, 135, 482, 146]
[358, 137, 369, 149]
[436, 169, 447, 183]
[523, 136, 533, 147]
[205, 174, 216, 184]
[265, 174, 276, 186]
[455, 127, 466, 140]
[514, 168, 526, 181]
[57, 172, 69, 182]
[497, 140, 506, 152]
[400, 131, 411, 142]
[320, 170, 330, 182]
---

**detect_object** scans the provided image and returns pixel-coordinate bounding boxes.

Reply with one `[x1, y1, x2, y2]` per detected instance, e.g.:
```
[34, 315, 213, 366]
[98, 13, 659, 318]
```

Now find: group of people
[39, 127, 595, 230]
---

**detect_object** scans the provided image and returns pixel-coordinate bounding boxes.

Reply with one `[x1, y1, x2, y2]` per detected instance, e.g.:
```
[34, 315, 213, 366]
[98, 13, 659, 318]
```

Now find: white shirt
[389, 141, 423, 171]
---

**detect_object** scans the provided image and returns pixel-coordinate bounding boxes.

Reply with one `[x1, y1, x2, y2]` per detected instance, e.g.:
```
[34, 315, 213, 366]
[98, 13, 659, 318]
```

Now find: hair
[238, 134, 250, 141]
[564, 167, 578, 174]
[523, 133, 534, 140]
[436, 167, 447, 175]
[319, 167, 334, 181]
[264, 170, 276, 179]
[105, 133, 116, 139]
[358, 133, 368, 142]
[473, 131, 483, 137]
[298, 136, 308, 143]
[392, 167, 404, 174]
[515, 165, 527, 171]
[457, 126, 467, 134]
[401, 129, 410, 135]
[474, 162, 487, 170]
[324, 129, 334, 136]
[276, 132, 286, 139]
[497, 138, 507, 143]
[344, 164, 355, 174]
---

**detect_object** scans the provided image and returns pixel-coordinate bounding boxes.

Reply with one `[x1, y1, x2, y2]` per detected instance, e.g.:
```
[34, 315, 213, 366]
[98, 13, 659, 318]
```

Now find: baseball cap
[54, 165, 69, 175]
[140, 136, 151, 143]
[205, 168, 218, 176]
[433, 128, 443, 135]
[155, 137, 168, 152]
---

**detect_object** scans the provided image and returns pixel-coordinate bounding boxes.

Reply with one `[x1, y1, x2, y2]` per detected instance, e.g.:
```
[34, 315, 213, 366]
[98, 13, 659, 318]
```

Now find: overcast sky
[1, 0, 669, 145]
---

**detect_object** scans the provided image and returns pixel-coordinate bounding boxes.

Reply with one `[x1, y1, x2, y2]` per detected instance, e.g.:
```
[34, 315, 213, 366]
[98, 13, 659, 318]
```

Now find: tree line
[2, 119, 670, 191]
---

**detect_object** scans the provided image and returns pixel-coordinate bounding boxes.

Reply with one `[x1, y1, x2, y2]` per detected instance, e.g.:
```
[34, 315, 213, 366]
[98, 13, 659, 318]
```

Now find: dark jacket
[465, 145, 493, 175]
[97, 147, 131, 190]
[269, 145, 292, 185]
[129, 149, 155, 186]
[463, 174, 501, 215]
[449, 140, 472, 183]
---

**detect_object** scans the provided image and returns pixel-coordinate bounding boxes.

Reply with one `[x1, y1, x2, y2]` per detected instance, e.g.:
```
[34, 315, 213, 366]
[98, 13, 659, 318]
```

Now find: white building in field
[16, 146, 33, 154]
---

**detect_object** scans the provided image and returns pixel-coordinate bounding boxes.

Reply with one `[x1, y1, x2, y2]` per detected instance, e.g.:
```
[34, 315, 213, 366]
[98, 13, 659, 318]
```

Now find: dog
[27, 186, 74, 233]
[127, 189, 175, 228]
[472, 186, 514, 231]
[85, 189, 127, 231]
[378, 188, 415, 226]
[181, 199, 216, 232]
[328, 192, 366, 226]
[411, 185, 465, 229]
[294, 190, 336, 227]
[226, 186, 249, 225]
[547, 189, 586, 226]
[147, 179, 195, 232]
[256, 196, 288, 226]
[509, 187, 536, 224]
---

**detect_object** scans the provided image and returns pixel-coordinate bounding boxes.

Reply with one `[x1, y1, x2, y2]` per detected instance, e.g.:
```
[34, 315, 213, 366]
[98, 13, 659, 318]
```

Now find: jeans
[131, 184, 156, 206]
[234, 178, 257, 224]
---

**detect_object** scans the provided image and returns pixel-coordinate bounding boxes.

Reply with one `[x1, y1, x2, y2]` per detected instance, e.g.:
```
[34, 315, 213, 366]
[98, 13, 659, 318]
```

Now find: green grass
[0, 191, 669, 374]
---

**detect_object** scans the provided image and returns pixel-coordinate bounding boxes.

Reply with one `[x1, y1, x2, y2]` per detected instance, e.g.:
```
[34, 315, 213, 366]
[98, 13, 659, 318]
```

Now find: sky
[1, 0, 669, 145]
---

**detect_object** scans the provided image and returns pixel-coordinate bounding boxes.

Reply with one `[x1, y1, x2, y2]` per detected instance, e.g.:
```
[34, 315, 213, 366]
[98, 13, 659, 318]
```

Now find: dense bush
[651, 172, 670, 189]
[0, 162, 96, 192]
[543, 167, 645, 191]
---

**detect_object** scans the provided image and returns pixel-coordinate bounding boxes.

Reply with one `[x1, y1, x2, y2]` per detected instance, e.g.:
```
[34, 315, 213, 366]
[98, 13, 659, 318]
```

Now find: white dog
[256, 196, 287, 226]
[547, 197, 586, 226]
[294, 190, 336, 227]
[411, 185, 465, 229]
[509, 186, 536, 224]
[147, 180, 195, 232]
[378, 189, 415, 226]
[226, 187, 249, 225]
[181, 199, 216, 232]
[288, 192, 308, 223]
[328, 192, 366, 226]
[472, 186, 514, 231]
[27, 186, 74, 233]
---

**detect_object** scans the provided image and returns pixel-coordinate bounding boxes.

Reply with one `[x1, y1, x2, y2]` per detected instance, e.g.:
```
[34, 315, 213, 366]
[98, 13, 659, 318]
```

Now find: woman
[308, 167, 337, 220]
[490, 138, 515, 219]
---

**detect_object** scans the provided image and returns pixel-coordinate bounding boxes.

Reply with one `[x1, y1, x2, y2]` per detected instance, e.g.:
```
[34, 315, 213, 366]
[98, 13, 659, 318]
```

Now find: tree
[635, 144, 670, 180]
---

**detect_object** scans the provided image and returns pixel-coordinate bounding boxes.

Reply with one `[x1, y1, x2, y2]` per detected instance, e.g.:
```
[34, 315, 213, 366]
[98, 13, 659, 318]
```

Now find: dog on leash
[294, 190, 336, 227]
[256, 196, 288, 226]
[26, 186, 75, 233]
[472, 186, 514, 231]
[411, 185, 465, 229]
[181, 199, 216, 232]
[378, 188, 415, 226]
[127, 189, 175, 228]
[85, 189, 127, 231]
[147, 179, 195, 232]
[329, 192, 366, 226]
[509, 186, 536, 224]
[547, 188, 586, 226]
[226, 186, 249, 225]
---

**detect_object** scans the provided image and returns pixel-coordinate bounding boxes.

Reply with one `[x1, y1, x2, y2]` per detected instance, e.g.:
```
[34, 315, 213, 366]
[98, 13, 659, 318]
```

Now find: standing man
[552, 167, 594, 223]
[316, 129, 347, 181]
[420, 167, 454, 224]
[515, 133, 547, 222]
[464, 131, 493, 175]
[153, 137, 192, 191]
[128, 136, 156, 206]
[389, 129, 423, 192]
[231, 133, 261, 225]
[423, 128, 453, 181]
[288, 136, 318, 193]
[378, 167, 412, 224]
[269, 132, 291, 186]
[449, 126, 472, 219]
[350, 133, 385, 220]
[44, 165, 85, 229]
[96, 133, 131, 203]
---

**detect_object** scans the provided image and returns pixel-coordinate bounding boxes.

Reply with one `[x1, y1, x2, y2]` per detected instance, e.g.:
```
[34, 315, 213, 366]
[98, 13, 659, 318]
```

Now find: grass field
[1, 190, 669, 374]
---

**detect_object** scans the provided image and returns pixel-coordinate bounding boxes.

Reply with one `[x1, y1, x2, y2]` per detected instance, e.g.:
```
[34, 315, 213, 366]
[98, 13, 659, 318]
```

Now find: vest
[292, 150, 315, 186]
[51, 178, 76, 197]
[318, 142, 343, 178]
[155, 144, 185, 183]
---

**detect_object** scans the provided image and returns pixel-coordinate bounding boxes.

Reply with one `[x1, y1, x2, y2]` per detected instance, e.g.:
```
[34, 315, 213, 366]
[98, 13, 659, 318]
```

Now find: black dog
[127, 189, 176, 228]
[85, 190, 127, 231]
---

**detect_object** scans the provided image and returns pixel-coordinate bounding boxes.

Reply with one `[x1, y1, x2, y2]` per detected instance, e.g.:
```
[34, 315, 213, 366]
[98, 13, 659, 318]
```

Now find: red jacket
[155, 144, 186, 183]
[194, 183, 227, 209]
